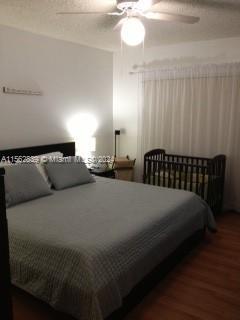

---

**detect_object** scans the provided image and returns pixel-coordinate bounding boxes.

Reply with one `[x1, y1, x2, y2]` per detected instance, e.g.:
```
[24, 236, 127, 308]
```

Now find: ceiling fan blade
[152, 0, 240, 11]
[143, 12, 200, 24]
[57, 11, 122, 16]
[108, 12, 125, 16]
[113, 18, 127, 31]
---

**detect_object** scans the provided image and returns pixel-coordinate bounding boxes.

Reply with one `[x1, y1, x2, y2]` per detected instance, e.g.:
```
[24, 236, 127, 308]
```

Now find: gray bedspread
[7, 177, 216, 320]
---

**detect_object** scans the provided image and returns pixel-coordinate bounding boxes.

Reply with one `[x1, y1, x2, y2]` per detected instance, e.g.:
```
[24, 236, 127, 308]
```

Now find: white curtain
[137, 63, 240, 211]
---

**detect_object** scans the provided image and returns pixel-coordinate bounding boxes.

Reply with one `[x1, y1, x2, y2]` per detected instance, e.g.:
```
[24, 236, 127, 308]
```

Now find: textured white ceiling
[0, 0, 240, 51]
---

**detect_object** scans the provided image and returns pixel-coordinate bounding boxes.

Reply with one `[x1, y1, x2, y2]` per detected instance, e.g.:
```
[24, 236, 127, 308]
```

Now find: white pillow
[0, 161, 12, 167]
[45, 161, 95, 190]
[14, 151, 63, 187]
[35, 152, 64, 186]
[4, 163, 53, 208]
[1, 152, 64, 187]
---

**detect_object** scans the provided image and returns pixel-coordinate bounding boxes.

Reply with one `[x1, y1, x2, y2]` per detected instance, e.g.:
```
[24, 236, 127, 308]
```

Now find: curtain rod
[129, 71, 240, 76]
[129, 62, 240, 75]
[130, 73, 240, 81]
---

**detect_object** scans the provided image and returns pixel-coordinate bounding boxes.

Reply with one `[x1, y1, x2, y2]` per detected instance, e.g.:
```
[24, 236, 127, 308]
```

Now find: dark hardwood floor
[12, 212, 240, 320]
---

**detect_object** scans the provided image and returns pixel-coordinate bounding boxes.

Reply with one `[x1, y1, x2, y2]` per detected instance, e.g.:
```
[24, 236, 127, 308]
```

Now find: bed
[0, 142, 216, 320]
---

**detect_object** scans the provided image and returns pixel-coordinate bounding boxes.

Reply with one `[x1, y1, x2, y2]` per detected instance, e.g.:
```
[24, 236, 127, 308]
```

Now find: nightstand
[90, 168, 115, 179]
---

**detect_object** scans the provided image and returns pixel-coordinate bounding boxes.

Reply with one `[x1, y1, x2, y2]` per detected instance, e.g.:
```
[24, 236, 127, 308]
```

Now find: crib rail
[143, 149, 226, 214]
[144, 159, 208, 195]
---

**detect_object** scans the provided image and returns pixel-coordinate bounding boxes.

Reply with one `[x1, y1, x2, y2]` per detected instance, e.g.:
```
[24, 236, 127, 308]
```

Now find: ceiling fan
[57, 0, 200, 46]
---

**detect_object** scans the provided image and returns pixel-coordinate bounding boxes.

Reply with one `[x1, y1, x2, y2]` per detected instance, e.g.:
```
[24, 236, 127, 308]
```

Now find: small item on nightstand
[114, 157, 136, 181]
[90, 168, 115, 179]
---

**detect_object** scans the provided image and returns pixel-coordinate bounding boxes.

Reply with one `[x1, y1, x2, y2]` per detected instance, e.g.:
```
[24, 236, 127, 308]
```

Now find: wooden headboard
[0, 142, 75, 320]
[0, 167, 13, 320]
[0, 142, 75, 162]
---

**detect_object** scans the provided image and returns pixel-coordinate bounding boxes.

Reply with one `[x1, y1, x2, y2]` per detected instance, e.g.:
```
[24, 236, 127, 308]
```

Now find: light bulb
[121, 18, 145, 46]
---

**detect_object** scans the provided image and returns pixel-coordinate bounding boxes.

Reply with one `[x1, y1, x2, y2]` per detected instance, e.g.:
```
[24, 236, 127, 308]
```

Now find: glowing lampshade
[90, 137, 96, 153]
[121, 18, 145, 46]
[67, 113, 98, 158]
[67, 113, 97, 138]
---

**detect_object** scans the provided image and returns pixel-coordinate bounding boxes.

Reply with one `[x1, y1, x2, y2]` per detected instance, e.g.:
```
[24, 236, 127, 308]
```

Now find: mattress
[7, 177, 216, 320]
[149, 174, 209, 200]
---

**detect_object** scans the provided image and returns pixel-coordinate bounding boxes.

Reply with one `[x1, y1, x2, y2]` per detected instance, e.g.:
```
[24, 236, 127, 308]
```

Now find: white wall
[0, 25, 113, 156]
[113, 37, 240, 159]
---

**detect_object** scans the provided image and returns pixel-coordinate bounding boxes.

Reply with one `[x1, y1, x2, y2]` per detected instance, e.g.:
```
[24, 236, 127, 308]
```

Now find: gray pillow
[3, 164, 53, 208]
[45, 162, 95, 190]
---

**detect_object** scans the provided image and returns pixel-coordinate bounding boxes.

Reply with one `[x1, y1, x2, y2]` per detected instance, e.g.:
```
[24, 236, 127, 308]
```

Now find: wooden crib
[143, 149, 226, 215]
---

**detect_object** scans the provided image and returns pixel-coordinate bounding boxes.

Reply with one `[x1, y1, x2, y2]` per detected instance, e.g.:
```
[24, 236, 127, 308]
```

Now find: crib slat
[196, 164, 199, 195]
[143, 158, 146, 184]
[152, 158, 156, 186]
[147, 159, 151, 185]
[163, 161, 166, 187]
[207, 161, 213, 209]
[157, 158, 161, 186]
[179, 163, 182, 189]
[201, 166, 206, 199]
[173, 163, 177, 189]
[184, 163, 188, 190]
[190, 163, 194, 191]
[168, 162, 171, 188]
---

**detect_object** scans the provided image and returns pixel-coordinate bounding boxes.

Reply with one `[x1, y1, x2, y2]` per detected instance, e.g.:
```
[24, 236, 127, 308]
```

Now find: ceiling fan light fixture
[121, 17, 145, 46]
[117, 0, 152, 11]
[137, 0, 153, 11]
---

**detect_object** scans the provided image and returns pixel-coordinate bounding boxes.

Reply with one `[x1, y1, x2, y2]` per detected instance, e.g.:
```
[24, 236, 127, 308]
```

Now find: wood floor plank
[169, 274, 240, 305]
[125, 302, 200, 320]
[159, 280, 240, 318]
